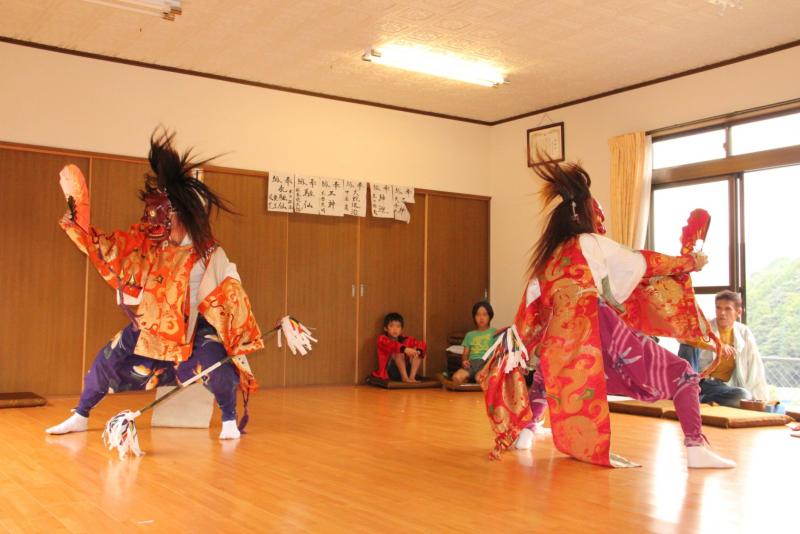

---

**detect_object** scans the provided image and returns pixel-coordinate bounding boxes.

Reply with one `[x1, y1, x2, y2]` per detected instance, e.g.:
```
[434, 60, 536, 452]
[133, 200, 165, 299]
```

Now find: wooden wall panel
[0, 141, 492, 392]
[204, 171, 287, 388]
[356, 193, 425, 382]
[83, 159, 150, 372]
[0, 149, 88, 394]
[425, 195, 490, 375]
[286, 215, 357, 385]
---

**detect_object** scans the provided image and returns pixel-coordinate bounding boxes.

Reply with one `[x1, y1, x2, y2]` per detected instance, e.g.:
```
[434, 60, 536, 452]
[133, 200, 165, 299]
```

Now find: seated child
[452, 301, 496, 386]
[371, 312, 427, 383]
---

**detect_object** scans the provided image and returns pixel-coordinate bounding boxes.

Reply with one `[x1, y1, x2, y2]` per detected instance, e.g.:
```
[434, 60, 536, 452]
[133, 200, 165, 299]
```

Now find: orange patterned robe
[61, 220, 263, 390]
[480, 235, 719, 466]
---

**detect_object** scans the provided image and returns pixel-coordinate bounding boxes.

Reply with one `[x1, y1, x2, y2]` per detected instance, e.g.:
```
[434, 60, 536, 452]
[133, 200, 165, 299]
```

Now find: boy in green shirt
[452, 301, 496, 385]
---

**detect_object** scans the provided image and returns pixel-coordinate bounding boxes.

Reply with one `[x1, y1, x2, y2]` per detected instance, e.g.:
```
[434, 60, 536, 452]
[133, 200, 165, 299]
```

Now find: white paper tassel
[279, 316, 318, 356]
[503, 325, 530, 373]
[482, 325, 529, 374]
[102, 410, 144, 460]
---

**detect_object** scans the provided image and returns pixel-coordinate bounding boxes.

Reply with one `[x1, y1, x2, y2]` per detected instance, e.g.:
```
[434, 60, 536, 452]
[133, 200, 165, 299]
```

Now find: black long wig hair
[528, 156, 598, 277]
[140, 129, 234, 257]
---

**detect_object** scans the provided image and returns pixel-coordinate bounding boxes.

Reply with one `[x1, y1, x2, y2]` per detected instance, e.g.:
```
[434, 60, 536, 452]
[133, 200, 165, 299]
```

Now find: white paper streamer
[482, 325, 529, 374]
[278, 316, 318, 356]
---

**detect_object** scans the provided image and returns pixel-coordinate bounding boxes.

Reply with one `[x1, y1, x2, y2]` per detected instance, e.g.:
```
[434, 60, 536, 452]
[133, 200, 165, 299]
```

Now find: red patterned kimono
[479, 234, 719, 466]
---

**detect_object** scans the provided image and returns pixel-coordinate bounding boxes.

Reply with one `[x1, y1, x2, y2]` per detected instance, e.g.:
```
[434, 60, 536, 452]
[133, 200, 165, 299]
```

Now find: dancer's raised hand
[691, 251, 708, 271]
[58, 164, 90, 230]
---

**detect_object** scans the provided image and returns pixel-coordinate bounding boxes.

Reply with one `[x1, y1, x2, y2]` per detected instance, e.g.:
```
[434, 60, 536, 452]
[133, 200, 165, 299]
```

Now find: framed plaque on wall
[527, 122, 565, 166]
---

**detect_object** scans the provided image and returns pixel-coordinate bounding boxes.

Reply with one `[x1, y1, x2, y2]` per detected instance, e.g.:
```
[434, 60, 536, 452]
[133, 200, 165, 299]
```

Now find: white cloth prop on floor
[151, 385, 215, 429]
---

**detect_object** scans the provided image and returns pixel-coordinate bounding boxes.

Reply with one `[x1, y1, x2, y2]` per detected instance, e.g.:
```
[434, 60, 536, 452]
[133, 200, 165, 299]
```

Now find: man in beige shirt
[679, 291, 769, 407]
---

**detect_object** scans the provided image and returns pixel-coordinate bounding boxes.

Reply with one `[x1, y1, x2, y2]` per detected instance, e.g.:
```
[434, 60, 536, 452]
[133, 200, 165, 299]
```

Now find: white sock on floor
[515, 428, 534, 450]
[219, 420, 241, 440]
[45, 412, 88, 435]
[532, 421, 552, 436]
[686, 445, 736, 469]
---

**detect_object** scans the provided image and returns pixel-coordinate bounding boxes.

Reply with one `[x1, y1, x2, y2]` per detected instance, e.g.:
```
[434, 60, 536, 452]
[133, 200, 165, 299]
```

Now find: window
[743, 166, 800, 400]
[652, 179, 730, 288]
[731, 111, 800, 155]
[652, 129, 726, 169]
[650, 109, 800, 407]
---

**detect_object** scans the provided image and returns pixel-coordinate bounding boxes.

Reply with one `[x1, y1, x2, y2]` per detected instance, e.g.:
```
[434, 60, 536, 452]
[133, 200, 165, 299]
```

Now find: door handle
[360, 284, 365, 297]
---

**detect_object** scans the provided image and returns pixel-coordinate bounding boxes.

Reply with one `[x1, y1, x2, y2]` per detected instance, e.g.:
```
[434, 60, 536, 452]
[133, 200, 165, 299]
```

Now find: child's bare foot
[452, 369, 469, 385]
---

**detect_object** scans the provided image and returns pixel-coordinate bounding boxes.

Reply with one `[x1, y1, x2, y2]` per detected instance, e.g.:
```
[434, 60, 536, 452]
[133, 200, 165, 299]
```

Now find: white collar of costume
[186, 246, 241, 338]
[578, 233, 646, 305]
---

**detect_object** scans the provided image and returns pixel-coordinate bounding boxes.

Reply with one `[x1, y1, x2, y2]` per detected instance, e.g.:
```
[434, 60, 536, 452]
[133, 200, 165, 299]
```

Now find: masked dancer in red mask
[478, 158, 735, 469]
[46, 131, 263, 440]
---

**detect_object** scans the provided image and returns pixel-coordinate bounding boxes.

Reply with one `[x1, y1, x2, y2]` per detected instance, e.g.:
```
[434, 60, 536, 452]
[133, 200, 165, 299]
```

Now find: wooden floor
[1, 387, 797, 533]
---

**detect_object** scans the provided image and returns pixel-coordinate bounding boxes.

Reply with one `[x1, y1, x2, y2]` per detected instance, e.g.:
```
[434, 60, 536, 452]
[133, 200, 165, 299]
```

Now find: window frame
[648, 109, 800, 324]
[648, 174, 741, 308]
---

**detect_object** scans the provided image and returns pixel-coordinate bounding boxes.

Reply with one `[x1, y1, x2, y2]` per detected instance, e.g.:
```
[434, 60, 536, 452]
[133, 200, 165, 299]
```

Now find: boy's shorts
[467, 358, 487, 381]
[452, 359, 486, 382]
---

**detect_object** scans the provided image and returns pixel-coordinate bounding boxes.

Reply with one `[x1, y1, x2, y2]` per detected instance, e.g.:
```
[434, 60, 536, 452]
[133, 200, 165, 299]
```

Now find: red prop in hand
[59, 164, 90, 231]
[680, 209, 711, 255]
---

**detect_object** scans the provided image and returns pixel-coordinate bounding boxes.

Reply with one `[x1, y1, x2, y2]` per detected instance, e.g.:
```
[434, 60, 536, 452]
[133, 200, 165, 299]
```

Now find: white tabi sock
[219, 419, 241, 440]
[531, 421, 552, 436]
[46, 412, 88, 435]
[686, 445, 736, 469]
[515, 428, 534, 450]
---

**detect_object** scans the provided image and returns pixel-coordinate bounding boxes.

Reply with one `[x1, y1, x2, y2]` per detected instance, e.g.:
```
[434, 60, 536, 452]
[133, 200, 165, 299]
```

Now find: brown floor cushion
[608, 399, 674, 418]
[663, 404, 793, 428]
[0, 392, 47, 409]
[365, 375, 441, 389]
[786, 410, 800, 422]
[610, 398, 792, 428]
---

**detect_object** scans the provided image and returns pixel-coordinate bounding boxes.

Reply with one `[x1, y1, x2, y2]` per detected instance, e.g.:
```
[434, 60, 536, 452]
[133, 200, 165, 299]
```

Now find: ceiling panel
[1, 0, 798, 122]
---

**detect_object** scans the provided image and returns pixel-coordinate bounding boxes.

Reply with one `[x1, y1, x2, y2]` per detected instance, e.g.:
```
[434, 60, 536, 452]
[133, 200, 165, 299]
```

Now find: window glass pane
[652, 180, 730, 287]
[731, 112, 800, 155]
[658, 336, 679, 355]
[652, 129, 726, 169]
[743, 165, 800, 362]
[695, 293, 717, 321]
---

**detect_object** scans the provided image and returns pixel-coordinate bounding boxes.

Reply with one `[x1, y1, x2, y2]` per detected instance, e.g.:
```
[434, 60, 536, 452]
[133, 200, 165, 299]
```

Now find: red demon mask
[141, 190, 173, 242]
[592, 198, 607, 235]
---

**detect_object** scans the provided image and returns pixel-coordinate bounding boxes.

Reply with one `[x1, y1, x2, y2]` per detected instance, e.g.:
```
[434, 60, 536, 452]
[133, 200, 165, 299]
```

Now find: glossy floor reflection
[1, 386, 797, 533]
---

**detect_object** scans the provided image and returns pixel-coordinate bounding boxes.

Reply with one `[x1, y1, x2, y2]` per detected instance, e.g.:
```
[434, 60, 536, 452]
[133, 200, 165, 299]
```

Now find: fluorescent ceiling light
[80, 0, 182, 20]
[362, 44, 506, 87]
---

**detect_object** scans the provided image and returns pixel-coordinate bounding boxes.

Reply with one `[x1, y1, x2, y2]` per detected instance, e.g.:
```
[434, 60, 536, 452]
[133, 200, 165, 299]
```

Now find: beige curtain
[609, 131, 652, 249]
